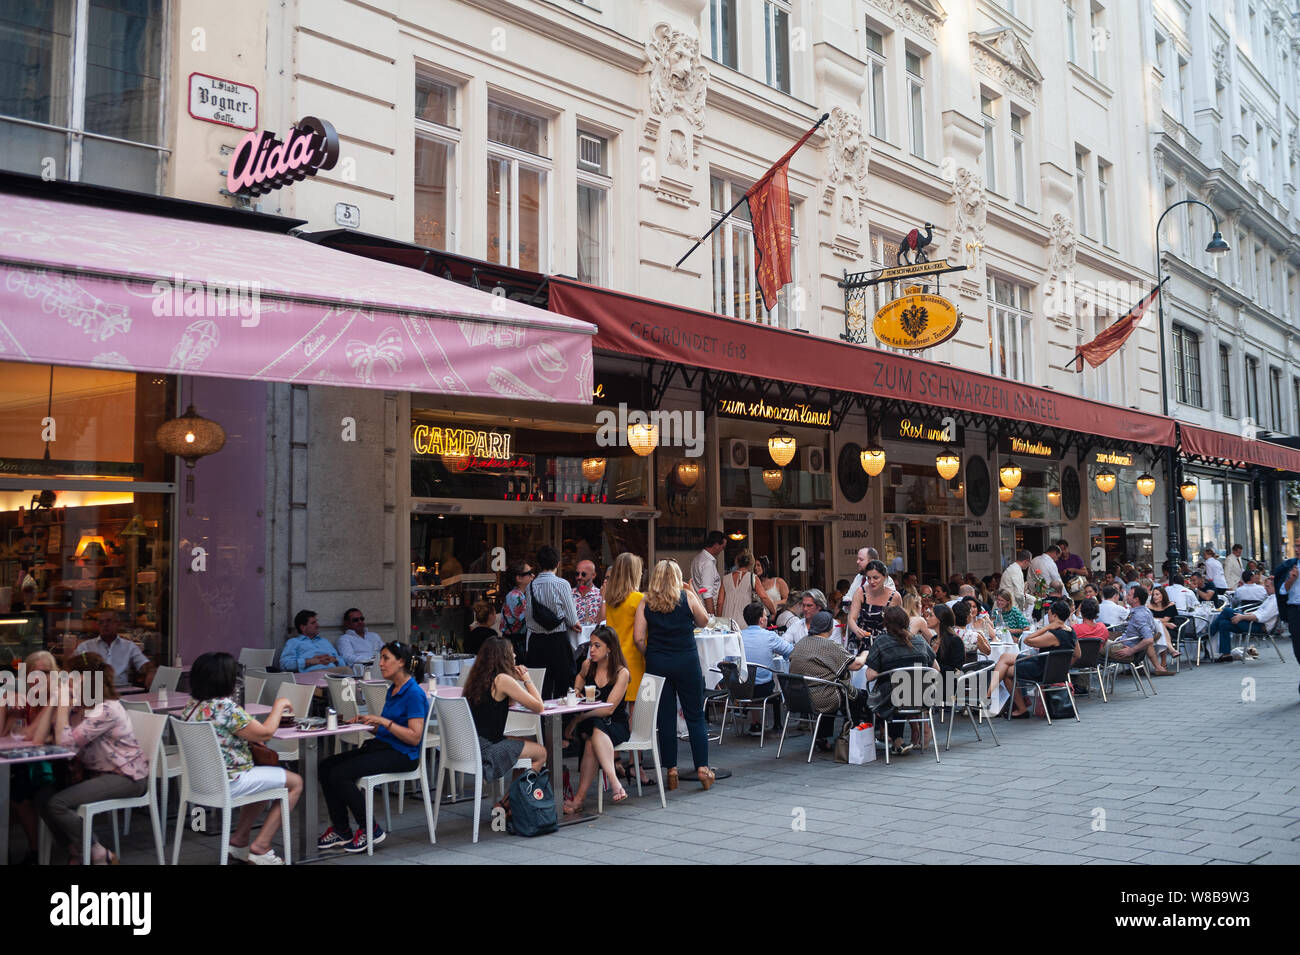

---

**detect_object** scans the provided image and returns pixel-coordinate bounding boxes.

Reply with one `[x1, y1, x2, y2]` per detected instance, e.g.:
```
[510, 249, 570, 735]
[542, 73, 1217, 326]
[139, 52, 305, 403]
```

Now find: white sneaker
[228, 844, 250, 862]
[247, 848, 284, 865]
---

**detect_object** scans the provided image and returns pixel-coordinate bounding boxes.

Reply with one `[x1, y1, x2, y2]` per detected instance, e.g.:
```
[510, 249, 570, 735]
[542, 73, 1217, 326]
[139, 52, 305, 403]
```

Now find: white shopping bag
[847, 726, 876, 764]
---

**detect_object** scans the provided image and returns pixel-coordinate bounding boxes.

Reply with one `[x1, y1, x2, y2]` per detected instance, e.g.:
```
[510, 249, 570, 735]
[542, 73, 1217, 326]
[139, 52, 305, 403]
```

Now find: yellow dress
[605, 592, 646, 702]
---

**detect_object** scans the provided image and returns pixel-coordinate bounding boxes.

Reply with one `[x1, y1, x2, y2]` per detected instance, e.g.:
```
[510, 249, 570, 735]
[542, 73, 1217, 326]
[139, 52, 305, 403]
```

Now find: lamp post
[1154, 198, 1230, 575]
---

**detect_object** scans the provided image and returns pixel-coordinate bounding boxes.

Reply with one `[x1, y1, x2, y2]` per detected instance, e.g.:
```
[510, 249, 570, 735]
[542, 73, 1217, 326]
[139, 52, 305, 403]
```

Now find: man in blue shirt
[1107, 586, 1169, 675]
[337, 608, 384, 667]
[738, 601, 793, 735]
[1273, 542, 1300, 690]
[280, 609, 343, 672]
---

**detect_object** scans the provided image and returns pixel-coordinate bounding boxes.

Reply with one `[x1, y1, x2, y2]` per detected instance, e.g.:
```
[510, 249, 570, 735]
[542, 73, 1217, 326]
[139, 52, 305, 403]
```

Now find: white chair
[359, 680, 390, 717]
[149, 666, 181, 693]
[504, 667, 545, 741]
[80, 710, 167, 865]
[169, 718, 291, 865]
[238, 648, 276, 668]
[243, 676, 266, 710]
[325, 675, 370, 750]
[598, 674, 666, 812]
[260, 672, 295, 702]
[267, 682, 316, 764]
[353, 697, 438, 855]
[432, 695, 495, 844]
[944, 665, 1001, 751]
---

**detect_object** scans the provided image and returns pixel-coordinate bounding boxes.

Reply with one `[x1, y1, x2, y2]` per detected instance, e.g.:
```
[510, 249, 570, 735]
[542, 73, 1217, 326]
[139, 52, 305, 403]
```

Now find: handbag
[833, 720, 852, 763]
[249, 741, 279, 767]
[506, 769, 558, 837]
[528, 581, 562, 631]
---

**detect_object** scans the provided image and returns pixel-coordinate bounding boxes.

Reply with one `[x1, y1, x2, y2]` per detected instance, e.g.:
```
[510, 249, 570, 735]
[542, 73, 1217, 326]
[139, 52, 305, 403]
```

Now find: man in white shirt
[1002, 550, 1032, 614]
[74, 610, 155, 688]
[1162, 573, 1197, 613]
[1202, 547, 1228, 591]
[1029, 546, 1064, 596]
[1223, 544, 1244, 590]
[842, 547, 895, 614]
[781, 590, 826, 644]
[1231, 570, 1267, 605]
[690, 531, 725, 616]
[1097, 585, 1129, 627]
[337, 608, 384, 666]
[1209, 577, 1278, 659]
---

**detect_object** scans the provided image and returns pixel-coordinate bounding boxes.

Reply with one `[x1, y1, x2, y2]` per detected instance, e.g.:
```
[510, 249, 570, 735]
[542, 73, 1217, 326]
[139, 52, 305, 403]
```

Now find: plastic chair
[1232, 601, 1285, 663]
[504, 667, 545, 741]
[1020, 650, 1079, 725]
[267, 682, 316, 763]
[432, 695, 492, 844]
[943, 664, 1000, 750]
[238, 648, 276, 668]
[354, 696, 437, 855]
[169, 718, 291, 865]
[359, 680, 391, 717]
[876, 666, 940, 763]
[325, 675, 370, 750]
[260, 672, 295, 702]
[243, 676, 266, 710]
[599, 674, 666, 812]
[773, 672, 847, 763]
[149, 666, 181, 693]
[1068, 638, 1108, 703]
[716, 661, 779, 746]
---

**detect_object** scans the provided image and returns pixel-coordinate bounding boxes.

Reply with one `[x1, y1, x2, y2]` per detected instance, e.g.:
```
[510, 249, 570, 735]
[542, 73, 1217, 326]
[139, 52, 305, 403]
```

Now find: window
[864, 26, 887, 139]
[486, 102, 550, 272]
[710, 0, 738, 69]
[764, 1, 791, 93]
[1096, 159, 1111, 247]
[1175, 54, 1188, 124]
[1171, 324, 1202, 407]
[906, 51, 925, 159]
[1219, 345, 1233, 417]
[981, 94, 998, 193]
[1244, 355, 1260, 425]
[1293, 378, 1300, 435]
[1269, 367, 1284, 432]
[1075, 149, 1089, 237]
[1010, 111, 1027, 205]
[1065, 0, 1078, 63]
[414, 75, 459, 251]
[0, 0, 165, 191]
[1088, 2, 1104, 79]
[575, 131, 610, 286]
[710, 176, 798, 327]
[987, 276, 1033, 383]
[1084, 310, 1111, 403]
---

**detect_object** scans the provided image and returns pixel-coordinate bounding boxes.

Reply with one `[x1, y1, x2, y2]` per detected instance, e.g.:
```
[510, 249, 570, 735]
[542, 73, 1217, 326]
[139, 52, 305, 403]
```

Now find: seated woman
[316, 642, 426, 854]
[789, 611, 870, 752]
[902, 592, 934, 642]
[462, 637, 547, 803]
[930, 604, 966, 674]
[951, 600, 992, 658]
[864, 606, 939, 754]
[990, 589, 1030, 637]
[562, 626, 631, 814]
[183, 651, 303, 864]
[31, 653, 148, 865]
[2, 651, 62, 864]
[465, 601, 498, 655]
[1146, 586, 1182, 669]
[987, 599, 1080, 718]
[1072, 597, 1110, 645]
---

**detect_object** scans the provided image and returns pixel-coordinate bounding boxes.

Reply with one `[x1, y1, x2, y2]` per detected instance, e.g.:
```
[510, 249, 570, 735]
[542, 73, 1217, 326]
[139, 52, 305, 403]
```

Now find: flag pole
[673, 111, 830, 271]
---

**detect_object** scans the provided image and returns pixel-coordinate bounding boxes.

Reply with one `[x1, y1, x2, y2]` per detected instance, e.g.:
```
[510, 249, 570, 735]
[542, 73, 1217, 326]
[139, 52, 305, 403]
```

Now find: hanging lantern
[156, 404, 227, 468]
[860, 445, 886, 476]
[1136, 472, 1156, 497]
[1047, 487, 1061, 507]
[627, 422, 658, 456]
[998, 485, 1013, 503]
[581, 457, 606, 483]
[950, 479, 965, 500]
[1095, 467, 1117, 493]
[767, 429, 796, 467]
[935, 448, 961, 481]
[728, 530, 747, 541]
[998, 459, 1022, 489]
[675, 460, 701, 487]
[1180, 479, 1198, 502]
[762, 468, 784, 491]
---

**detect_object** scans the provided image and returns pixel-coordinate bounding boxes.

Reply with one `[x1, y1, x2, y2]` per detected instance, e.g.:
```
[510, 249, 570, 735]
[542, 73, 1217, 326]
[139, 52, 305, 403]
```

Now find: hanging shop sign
[873, 287, 962, 350]
[188, 73, 258, 130]
[882, 414, 964, 445]
[1094, 450, 1134, 467]
[412, 424, 513, 459]
[226, 116, 339, 196]
[998, 435, 1057, 458]
[716, 395, 832, 428]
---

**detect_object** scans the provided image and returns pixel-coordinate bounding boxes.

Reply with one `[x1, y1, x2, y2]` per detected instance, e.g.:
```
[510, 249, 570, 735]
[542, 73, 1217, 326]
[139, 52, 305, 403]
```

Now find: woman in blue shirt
[317, 642, 428, 854]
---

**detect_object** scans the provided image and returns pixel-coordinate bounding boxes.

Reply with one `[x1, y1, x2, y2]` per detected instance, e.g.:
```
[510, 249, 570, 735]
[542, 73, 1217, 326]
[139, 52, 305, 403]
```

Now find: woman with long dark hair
[562, 626, 631, 813]
[847, 559, 902, 647]
[462, 636, 547, 789]
[754, 555, 785, 616]
[931, 603, 966, 672]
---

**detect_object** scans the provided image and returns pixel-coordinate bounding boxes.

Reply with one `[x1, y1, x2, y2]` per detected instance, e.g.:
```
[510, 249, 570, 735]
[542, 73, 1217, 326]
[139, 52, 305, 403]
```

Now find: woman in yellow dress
[601, 551, 647, 785]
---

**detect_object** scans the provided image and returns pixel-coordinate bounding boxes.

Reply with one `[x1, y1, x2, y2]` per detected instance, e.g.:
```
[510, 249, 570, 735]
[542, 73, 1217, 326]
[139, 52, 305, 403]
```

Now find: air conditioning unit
[802, 446, 826, 474]
[725, 439, 749, 469]
[578, 133, 605, 172]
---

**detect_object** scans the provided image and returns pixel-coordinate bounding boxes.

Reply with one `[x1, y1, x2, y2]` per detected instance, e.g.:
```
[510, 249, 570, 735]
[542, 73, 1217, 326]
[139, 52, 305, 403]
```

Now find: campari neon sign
[226, 116, 339, 196]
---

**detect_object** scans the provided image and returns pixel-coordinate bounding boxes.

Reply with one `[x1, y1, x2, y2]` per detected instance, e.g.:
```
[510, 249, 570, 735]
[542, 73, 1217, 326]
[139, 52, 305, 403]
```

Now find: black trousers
[526, 631, 574, 700]
[318, 740, 416, 835]
[1288, 605, 1300, 670]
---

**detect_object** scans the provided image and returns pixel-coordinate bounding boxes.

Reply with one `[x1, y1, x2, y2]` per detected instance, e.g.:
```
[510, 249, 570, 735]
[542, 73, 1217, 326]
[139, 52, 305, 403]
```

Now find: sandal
[611, 786, 628, 804]
[562, 798, 585, 815]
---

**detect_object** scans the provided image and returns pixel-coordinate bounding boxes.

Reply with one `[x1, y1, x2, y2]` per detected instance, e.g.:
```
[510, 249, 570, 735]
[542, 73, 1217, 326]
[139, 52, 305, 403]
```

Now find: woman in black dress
[462, 637, 547, 785]
[847, 559, 902, 649]
[562, 626, 631, 813]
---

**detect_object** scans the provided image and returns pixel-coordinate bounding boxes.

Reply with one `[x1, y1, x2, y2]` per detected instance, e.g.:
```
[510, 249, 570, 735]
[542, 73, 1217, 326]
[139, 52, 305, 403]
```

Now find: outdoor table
[694, 630, 746, 688]
[0, 738, 76, 865]
[293, 672, 330, 687]
[132, 691, 272, 717]
[509, 698, 604, 826]
[273, 721, 374, 862]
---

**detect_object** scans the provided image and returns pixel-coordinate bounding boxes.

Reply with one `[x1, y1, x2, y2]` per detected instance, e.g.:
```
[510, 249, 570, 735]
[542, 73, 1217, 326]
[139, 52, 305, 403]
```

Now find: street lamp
[1155, 198, 1229, 574]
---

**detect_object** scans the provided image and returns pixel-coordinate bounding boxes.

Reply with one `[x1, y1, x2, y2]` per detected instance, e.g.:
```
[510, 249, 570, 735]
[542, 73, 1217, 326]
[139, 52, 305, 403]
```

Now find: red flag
[745, 120, 823, 311]
[1072, 281, 1165, 371]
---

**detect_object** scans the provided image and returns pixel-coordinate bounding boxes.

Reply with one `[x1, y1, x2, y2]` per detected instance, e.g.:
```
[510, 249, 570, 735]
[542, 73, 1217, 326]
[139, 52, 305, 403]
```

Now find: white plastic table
[0, 738, 75, 865]
[509, 698, 604, 826]
[272, 721, 374, 862]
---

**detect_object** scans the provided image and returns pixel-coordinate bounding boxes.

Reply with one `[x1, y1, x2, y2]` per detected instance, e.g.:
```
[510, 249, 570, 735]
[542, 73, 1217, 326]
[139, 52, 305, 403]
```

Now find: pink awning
[0, 192, 593, 403]
[1180, 424, 1300, 473]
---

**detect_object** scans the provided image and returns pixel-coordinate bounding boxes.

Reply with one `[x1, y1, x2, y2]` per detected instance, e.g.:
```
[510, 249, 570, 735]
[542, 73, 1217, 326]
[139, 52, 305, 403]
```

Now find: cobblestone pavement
[104, 644, 1300, 865]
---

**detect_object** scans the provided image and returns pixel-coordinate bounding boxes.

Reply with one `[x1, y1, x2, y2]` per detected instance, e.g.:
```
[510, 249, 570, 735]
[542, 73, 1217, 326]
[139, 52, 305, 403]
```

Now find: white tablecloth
[695, 630, 746, 687]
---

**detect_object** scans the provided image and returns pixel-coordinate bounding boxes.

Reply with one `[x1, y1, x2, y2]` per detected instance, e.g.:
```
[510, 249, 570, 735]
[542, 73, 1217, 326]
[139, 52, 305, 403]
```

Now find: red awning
[1179, 424, 1300, 473]
[548, 278, 1176, 447]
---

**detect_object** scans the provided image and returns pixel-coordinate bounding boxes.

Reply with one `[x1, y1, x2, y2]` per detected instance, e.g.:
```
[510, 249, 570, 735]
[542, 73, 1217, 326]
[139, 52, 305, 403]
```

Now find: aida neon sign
[226, 116, 339, 196]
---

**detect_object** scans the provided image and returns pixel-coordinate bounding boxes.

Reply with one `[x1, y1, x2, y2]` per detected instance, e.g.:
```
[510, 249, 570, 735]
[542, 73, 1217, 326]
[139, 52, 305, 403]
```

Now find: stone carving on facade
[1289, 127, 1299, 169]
[644, 22, 707, 202]
[866, 0, 945, 42]
[948, 166, 986, 264]
[1207, 289, 1220, 324]
[1047, 213, 1077, 289]
[823, 106, 870, 243]
[970, 28, 1043, 103]
[1212, 41, 1228, 88]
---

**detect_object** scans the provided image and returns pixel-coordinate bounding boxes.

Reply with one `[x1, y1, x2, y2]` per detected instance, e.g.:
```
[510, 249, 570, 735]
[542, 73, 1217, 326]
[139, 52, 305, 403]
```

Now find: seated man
[1106, 586, 1171, 675]
[1189, 573, 1216, 604]
[74, 609, 155, 688]
[1208, 577, 1278, 661]
[337, 608, 383, 667]
[1230, 570, 1267, 605]
[738, 601, 794, 734]
[280, 609, 343, 672]
[789, 611, 869, 752]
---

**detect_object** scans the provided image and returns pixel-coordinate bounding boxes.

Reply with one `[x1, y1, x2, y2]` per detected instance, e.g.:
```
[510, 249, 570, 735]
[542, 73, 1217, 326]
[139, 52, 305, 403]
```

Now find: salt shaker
[326, 707, 338, 732]
[158, 687, 168, 707]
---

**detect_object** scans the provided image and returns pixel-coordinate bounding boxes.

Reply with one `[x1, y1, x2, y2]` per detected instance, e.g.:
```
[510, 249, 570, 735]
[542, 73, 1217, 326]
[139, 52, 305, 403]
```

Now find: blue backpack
[506, 769, 558, 837]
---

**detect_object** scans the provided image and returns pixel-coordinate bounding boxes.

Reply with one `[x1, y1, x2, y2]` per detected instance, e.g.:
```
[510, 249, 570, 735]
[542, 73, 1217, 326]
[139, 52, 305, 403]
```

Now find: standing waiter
[525, 545, 580, 700]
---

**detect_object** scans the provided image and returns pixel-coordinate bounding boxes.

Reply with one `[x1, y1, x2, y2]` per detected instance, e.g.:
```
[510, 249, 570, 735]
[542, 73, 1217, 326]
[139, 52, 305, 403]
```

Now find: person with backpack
[525, 545, 580, 700]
